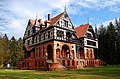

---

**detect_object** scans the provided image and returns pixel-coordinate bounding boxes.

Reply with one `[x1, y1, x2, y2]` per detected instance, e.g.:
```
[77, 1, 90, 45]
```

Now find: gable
[75, 24, 96, 38]
[23, 20, 33, 38]
[53, 11, 74, 30]
[85, 25, 96, 38]
[75, 24, 89, 38]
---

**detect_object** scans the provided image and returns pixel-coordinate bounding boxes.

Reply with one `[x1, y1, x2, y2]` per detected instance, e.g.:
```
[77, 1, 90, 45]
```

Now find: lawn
[0, 65, 120, 79]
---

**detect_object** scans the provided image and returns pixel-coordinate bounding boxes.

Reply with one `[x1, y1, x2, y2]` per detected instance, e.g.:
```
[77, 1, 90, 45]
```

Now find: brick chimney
[48, 14, 50, 20]
[38, 19, 41, 23]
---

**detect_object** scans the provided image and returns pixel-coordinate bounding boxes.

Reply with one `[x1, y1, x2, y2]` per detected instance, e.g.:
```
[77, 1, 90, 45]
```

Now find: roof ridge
[49, 12, 64, 26]
[75, 23, 90, 38]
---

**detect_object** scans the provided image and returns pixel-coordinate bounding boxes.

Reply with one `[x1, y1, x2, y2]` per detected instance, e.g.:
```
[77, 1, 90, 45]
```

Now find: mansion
[18, 11, 102, 70]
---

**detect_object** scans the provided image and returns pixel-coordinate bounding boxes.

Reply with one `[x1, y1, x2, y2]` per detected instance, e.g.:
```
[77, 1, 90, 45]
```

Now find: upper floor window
[36, 36, 37, 43]
[57, 30, 64, 37]
[48, 31, 50, 39]
[64, 20, 68, 27]
[28, 30, 30, 36]
[86, 33, 92, 38]
[32, 36, 35, 44]
[32, 26, 36, 33]
[28, 40, 30, 45]
[39, 35, 41, 41]
[87, 40, 96, 46]
[43, 33, 45, 40]
[42, 46, 44, 57]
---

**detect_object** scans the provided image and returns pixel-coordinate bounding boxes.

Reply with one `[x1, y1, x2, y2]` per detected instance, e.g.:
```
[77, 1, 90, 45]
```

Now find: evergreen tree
[2, 34, 9, 66]
[9, 36, 18, 67]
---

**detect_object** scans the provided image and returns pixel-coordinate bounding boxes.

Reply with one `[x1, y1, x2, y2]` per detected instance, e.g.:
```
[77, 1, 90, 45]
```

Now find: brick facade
[17, 11, 103, 70]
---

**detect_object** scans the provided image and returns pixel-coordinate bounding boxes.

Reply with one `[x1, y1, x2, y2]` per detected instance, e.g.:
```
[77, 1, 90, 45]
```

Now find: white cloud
[96, 18, 120, 29]
[72, 0, 120, 11]
[0, 0, 120, 39]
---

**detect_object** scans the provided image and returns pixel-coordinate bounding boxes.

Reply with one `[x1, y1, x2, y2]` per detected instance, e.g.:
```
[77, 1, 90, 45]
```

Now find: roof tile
[75, 24, 90, 38]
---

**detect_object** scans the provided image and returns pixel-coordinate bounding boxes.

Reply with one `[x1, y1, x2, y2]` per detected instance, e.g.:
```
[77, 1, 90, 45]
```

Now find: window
[42, 46, 44, 57]
[39, 47, 41, 57]
[86, 33, 91, 37]
[64, 20, 68, 27]
[28, 40, 30, 45]
[32, 26, 36, 33]
[62, 60, 65, 66]
[72, 46, 74, 48]
[57, 30, 64, 37]
[28, 30, 30, 36]
[72, 60, 74, 66]
[86, 49, 89, 58]
[57, 43, 59, 46]
[48, 31, 50, 39]
[87, 40, 96, 46]
[36, 36, 37, 43]
[38, 61, 40, 67]
[24, 62, 26, 67]
[35, 61, 37, 67]
[76, 61, 78, 65]
[27, 62, 29, 67]
[43, 33, 45, 40]
[90, 50, 92, 58]
[42, 61, 44, 67]
[36, 48, 38, 58]
[32, 36, 35, 44]
[39, 35, 41, 41]
[68, 60, 70, 66]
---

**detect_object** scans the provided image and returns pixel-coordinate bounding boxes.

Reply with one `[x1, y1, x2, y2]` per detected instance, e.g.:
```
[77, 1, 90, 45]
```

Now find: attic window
[64, 20, 68, 27]
[28, 30, 30, 36]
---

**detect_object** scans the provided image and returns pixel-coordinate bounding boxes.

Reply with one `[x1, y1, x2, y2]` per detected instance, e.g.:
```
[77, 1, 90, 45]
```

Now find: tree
[9, 37, 23, 67]
[2, 34, 9, 66]
[17, 37, 23, 59]
[9, 36, 18, 67]
[97, 24, 108, 63]
[97, 19, 120, 65]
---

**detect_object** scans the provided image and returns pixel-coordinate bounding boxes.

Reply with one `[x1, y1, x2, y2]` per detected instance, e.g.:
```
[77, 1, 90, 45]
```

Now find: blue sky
[0, 0, 120, 39]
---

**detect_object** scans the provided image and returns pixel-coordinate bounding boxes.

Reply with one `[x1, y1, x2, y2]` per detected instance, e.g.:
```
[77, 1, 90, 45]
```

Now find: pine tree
[9, 36, 18, 67]
[2, 34, 9, 66]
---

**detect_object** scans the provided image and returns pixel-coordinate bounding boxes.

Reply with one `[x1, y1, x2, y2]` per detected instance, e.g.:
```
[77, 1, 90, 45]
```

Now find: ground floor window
[62, 60, 65, 66]
[42, 61, 44, 67]
[35, 61, 37, 67]
[68, 60, 70, 66]
[72, 60, 74, 66]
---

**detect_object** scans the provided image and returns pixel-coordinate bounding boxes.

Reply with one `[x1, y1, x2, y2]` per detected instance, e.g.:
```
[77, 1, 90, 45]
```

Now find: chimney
[38, 19, 41, 23]
[48, 14, 50, 20]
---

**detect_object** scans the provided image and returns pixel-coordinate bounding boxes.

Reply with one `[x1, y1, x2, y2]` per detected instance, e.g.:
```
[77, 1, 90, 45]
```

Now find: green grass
[0, 65, 120, 79]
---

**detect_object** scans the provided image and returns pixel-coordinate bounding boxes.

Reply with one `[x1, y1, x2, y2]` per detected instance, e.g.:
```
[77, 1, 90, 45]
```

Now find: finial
[87, 17, 89, 24]
[64, 3, 66, 12]
[36, 13, 38, 20]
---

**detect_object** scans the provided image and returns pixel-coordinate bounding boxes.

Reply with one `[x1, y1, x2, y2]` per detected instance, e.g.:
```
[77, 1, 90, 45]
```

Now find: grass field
[0, 65, 120, 79]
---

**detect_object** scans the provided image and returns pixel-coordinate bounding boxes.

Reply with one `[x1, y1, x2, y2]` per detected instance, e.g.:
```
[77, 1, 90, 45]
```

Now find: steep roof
[75, 24, 90, 38]
[49, 12, 64, 26]
[30, 19, 35, 26]
[29, 12, 64, 27]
